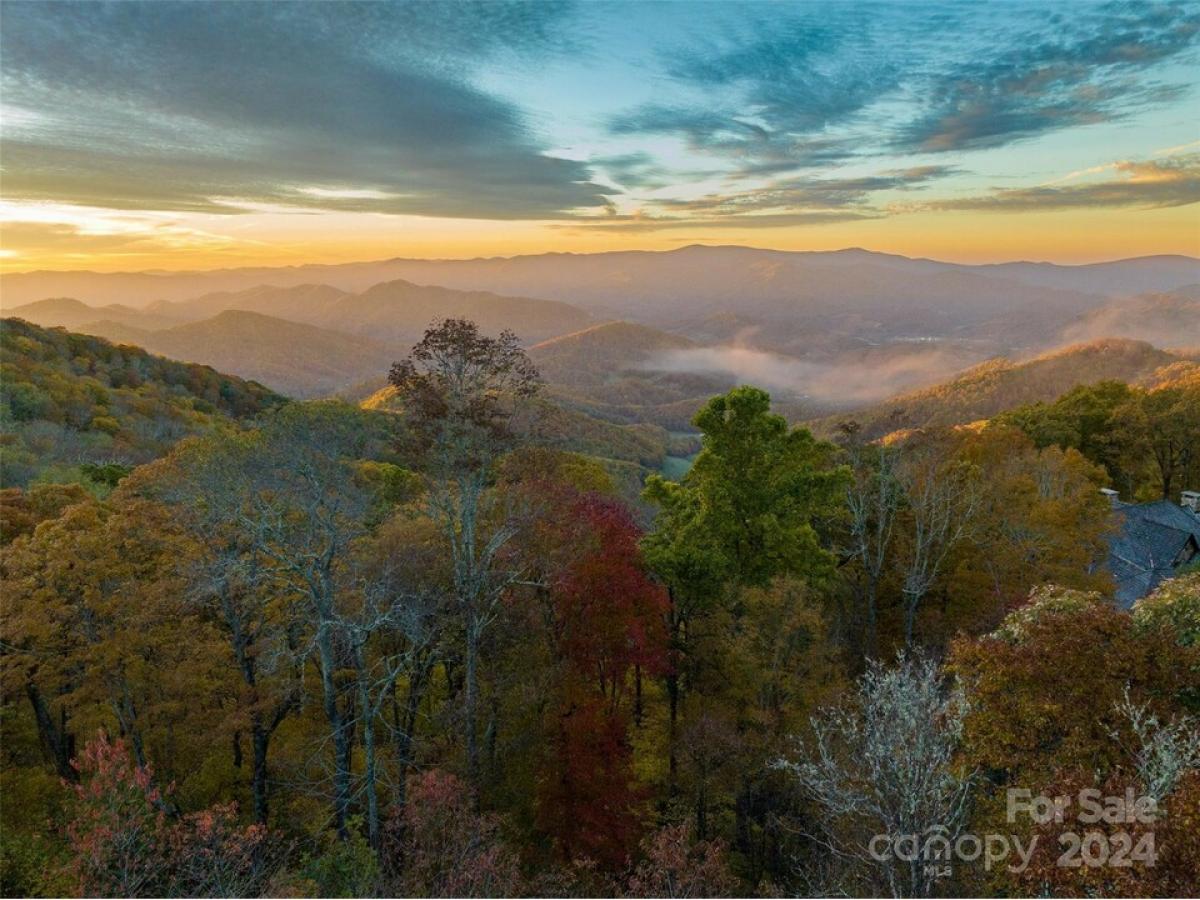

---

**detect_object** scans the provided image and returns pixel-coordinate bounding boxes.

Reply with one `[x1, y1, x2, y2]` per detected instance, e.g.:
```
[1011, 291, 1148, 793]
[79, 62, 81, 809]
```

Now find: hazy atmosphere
[1, 3, 1198, 900]
[2, 1, 1198, 270]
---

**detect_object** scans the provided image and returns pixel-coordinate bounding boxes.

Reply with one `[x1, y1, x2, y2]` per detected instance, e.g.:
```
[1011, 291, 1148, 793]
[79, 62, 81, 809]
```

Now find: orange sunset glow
[2, 6, 1199, 899]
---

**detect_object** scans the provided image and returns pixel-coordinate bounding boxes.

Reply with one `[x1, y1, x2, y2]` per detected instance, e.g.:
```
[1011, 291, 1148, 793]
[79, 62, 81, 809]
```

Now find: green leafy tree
[642, 386, 848, 788]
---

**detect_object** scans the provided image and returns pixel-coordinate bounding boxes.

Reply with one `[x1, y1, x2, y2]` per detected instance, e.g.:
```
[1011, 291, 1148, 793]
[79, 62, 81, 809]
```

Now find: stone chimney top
[1182, 490, 1199, 514]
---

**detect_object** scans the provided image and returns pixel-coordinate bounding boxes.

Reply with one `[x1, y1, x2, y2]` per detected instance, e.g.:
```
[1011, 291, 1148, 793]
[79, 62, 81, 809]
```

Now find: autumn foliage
[535, 491, 669, 869]
[386, 770, 522, 898]
[65, 733, 272, 898]
[2, 318, 1196, 898]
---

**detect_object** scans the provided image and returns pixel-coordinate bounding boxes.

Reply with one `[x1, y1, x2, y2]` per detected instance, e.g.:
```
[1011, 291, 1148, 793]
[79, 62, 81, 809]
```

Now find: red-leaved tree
[64, 732, 272, 898]
[626, 820, 738, 898]
[387, 769, 523, 897]
[534, 492, 671, 869]
[66, 732, 171, 897]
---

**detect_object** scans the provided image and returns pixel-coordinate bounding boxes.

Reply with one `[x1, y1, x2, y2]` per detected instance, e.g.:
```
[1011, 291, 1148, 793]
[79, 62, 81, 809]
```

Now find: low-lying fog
[646, 341, 987, 406]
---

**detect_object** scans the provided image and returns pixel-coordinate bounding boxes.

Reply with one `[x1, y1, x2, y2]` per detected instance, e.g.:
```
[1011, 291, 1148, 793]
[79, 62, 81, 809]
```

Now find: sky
[1, 0, 1198, 272]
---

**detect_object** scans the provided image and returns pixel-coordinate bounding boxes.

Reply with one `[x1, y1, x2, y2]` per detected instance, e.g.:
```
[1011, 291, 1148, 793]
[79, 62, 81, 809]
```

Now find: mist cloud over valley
[646, 339, 988, 406]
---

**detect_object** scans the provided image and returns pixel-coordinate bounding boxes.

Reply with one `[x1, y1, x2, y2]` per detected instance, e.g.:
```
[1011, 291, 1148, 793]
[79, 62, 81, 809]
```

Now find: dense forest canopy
[1, 317, 1197, 898]
[0, 319, 284, 490]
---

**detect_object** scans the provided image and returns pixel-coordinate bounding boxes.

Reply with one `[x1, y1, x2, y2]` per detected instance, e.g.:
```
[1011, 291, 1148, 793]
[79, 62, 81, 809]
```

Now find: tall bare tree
[779, 655, 974, 898]
[839, 423, 903, 658]
[132, 438, 303, 826]
[896, 440, 979, 647]
[147, 402, 389, 839]
[389, 319, 540, 787]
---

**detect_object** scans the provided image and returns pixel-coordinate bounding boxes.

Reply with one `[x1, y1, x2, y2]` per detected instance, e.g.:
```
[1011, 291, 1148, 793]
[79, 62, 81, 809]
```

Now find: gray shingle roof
[1107, 500, 1200, 608]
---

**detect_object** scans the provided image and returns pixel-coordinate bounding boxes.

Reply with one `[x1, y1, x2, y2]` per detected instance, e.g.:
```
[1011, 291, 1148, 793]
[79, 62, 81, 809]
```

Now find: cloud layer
[1, 2, 610, 219]
[648, 342, 979, 405]
[1, 0, 1197, 249]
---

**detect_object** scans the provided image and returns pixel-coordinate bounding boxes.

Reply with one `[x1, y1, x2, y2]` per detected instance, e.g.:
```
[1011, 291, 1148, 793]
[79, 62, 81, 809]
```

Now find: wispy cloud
[609, 2, 1199, 175]
[916, 154, 1200, 212]
[893, 2, 1200, 153]
[607, 6, 897, 175]
[656, 166, 956, 214]
[555, 209, 877, 234]
[563, 165, 953, 232]
[0, 217, 242, 264]
[0, 1, 611, 219]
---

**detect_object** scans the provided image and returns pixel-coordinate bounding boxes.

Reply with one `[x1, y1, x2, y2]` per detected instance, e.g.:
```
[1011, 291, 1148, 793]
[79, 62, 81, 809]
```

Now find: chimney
[1100, 488, 1121, 507]
[1182, 490, 1199, 514]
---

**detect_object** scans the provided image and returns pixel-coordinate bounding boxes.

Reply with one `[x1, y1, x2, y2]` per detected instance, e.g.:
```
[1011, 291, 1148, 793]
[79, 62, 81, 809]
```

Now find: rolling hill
[360, 381, 671, 471]
[83, 310, 398, 400]
[8, 280, 594, 396]
[312, 279, 591, 346]
[1, 318, 284, 488]
[154, 283, 351, 323]
[529, 321, 698, 386]
[6, 279, 592, 349]
[528, 322, 734, 428]
[810, 338, 1198, 439]
[3, 297, 185, 332]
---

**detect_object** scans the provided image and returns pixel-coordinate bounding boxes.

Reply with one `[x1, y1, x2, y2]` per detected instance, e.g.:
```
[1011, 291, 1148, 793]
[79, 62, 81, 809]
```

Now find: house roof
[1108, 500, 1200, 609]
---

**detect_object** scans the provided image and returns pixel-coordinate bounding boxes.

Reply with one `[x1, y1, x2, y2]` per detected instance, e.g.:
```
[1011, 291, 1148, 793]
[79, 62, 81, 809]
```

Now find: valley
[6, 246, 1198, 426]
[4, 4, 1198, 896]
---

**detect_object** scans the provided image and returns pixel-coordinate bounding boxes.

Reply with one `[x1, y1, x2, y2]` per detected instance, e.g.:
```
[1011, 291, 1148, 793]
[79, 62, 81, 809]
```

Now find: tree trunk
[251, 721, 270, 826]
[634, 663, 643, 728]
[464, 621, 480, 788]
[666, 592, 681, 792]
[26, 683, 76, 782]
[357, 660, 380, 850]
[903, 591, 920, 648]
[666, 669, 679, 789]
[1160, 461, 1173, 501]
[317, 623, 352, 840]
[394, 663, 426, 804]
[864, 575, 878, 659]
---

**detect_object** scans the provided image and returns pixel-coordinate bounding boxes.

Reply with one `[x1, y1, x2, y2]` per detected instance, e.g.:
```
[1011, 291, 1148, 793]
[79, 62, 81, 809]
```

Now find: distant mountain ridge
[9, 278, 591, 343]
[7, 280, 595, 397]
[8, 247, 1194, 370]
[4, 246, 1195, 310]
[7, 248, 1197, 417]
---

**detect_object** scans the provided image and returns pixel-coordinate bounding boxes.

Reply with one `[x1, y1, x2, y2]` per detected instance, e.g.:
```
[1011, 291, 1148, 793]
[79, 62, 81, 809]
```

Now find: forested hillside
[811, 338, 1197, 439]
[2, 316, 1195, 898]
[0, 319, 284, 488]
[999, 368, 1200, 501]
[85, 310, 398, 399]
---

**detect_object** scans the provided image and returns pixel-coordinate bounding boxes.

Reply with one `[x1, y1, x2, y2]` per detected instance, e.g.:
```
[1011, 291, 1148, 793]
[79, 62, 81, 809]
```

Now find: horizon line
[4, 243, 1199, 279]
